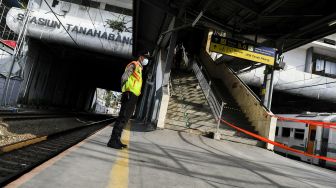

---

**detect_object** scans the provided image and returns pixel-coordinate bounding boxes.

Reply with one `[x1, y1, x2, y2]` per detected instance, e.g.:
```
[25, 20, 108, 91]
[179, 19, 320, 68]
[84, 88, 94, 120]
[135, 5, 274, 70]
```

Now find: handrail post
[214, 101, 224, 140]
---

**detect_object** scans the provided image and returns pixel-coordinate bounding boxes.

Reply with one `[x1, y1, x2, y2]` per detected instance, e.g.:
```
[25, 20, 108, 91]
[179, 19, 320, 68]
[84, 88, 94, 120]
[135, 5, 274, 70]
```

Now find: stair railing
[192, 60, 224, 137]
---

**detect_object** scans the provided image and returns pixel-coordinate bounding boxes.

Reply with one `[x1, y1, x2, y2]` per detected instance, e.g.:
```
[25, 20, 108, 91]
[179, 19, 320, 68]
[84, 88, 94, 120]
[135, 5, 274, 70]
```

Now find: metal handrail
[192, 61, 224, 134]
[194, 57, 227, 104]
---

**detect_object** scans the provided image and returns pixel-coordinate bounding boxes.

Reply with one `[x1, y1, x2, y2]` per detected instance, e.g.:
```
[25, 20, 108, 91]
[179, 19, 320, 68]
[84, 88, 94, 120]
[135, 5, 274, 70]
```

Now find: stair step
[221, 115, 250, 124]
[172, 82, 198, 85]
[220, 135, 264, 147]
[171, 91, 205, 97]
[168, 103, 211, 111]
[165, 119, 263, 147]
[167, 110, 213, 117]
[169, 97, 207, 103]
[165, 118, 217, 130]
[167, 116, 216, 124]
[168, 103, 209, 110]
[171, 92, 206, 97]
[220, 124, 257, 134]
[165, 116, 256, 136]
[209, 127, 262, 146]
[166, 112, 214, 119]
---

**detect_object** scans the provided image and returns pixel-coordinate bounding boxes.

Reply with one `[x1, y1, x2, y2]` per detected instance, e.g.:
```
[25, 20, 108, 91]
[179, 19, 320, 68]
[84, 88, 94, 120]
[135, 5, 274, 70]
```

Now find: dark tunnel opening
[17, 38, 132, 111]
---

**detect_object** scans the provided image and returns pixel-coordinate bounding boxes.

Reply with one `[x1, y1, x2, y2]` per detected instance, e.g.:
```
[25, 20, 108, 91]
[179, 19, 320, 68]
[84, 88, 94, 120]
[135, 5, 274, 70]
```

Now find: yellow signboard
[209, 35, 276, 66]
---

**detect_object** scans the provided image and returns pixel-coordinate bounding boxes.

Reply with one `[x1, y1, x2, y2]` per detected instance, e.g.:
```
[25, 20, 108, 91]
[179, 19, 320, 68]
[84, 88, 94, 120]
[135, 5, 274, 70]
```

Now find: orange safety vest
[122, 61, 143, 96]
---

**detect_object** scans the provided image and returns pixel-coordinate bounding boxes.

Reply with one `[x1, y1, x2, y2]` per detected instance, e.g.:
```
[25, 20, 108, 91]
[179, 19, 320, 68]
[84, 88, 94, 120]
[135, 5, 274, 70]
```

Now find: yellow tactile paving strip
[107, 123, 131, 188]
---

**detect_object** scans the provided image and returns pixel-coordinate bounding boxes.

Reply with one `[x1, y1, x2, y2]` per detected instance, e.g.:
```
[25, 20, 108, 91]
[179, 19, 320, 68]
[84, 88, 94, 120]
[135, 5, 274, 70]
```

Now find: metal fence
[0, 2, 22, 106]
[0, 3, 18, 41]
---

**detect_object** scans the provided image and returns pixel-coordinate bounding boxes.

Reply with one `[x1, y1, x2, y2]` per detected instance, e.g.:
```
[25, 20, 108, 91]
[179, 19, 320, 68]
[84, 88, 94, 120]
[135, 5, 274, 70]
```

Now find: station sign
[209, 35, 276, 66]
[6, 3, 132, 57]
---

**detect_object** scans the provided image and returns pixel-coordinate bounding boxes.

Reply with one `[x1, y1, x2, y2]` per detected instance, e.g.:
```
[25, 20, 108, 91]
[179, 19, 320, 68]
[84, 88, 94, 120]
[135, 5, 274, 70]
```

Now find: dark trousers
[110, 91, 138, 139]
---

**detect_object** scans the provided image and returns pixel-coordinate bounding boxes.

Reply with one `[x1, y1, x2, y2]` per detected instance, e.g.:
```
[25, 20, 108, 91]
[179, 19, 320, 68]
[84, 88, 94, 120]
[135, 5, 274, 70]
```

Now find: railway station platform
[5, 121, 336, 188]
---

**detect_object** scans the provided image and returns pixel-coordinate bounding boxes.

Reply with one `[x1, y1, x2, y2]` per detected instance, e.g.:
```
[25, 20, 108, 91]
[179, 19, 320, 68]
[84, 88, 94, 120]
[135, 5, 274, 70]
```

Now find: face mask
[142, 58, 149, 66]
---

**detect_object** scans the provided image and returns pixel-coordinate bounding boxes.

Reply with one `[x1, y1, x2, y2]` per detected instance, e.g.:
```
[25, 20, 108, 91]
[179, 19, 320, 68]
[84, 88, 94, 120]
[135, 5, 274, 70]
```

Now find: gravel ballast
[0, 118, 94, 146]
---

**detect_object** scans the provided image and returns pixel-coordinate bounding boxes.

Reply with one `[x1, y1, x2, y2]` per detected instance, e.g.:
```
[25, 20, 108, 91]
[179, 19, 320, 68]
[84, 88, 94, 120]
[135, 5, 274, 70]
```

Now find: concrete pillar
[157, 28, 177, 129]
[305, 47, 314, 73]
[149, 49, 164, 123]
[157, 87, 169, 129]
[99, 2, 106, 9]
[266, 116, 277, 150]
[261, 66, 275, 110]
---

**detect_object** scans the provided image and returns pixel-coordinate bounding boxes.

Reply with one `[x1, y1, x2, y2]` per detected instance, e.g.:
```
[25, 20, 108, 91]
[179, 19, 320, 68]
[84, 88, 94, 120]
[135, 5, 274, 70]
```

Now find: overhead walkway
[6, 121, 336, 188]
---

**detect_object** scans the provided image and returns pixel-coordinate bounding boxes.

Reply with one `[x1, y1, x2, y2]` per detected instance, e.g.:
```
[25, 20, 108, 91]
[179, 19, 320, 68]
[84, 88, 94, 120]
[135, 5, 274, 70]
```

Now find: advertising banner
[6, 4, 132, 57]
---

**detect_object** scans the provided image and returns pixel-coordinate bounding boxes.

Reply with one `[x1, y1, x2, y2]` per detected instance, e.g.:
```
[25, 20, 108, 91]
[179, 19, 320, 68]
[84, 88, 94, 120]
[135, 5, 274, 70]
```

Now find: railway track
[0, 111, 108, 121]
[0, 117, 115, 186]
[0, 112, 70, 121]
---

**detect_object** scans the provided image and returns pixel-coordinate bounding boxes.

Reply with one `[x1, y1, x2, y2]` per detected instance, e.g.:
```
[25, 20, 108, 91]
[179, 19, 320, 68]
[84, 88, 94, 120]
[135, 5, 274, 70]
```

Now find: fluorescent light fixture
[328, 20, 336, 26]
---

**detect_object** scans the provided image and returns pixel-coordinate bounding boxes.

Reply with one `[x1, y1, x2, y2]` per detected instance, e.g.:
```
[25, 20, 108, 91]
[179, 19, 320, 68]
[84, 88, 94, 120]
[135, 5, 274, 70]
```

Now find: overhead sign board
[209, 35, 276, 66]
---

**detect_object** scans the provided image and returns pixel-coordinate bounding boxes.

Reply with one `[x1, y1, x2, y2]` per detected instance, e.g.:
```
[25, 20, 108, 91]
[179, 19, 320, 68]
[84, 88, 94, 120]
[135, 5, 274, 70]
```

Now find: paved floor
[7, 122, 336, 188]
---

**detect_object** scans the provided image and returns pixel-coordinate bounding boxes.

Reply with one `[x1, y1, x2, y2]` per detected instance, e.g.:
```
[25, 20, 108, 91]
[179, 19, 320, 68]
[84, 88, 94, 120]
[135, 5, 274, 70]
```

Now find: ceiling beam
[187, 10, 237, 33]
[141, 0, 178, 16]
[229, 0, 260, 15]
[244, 0, 288, 25]
[263, 14, 322, 18]
[197, 0, 216, 11]
[276, 12, 336, 51]
[281, 27, 336, 52]
[278, 12, 336, 41]
[259, 0, 288, 16]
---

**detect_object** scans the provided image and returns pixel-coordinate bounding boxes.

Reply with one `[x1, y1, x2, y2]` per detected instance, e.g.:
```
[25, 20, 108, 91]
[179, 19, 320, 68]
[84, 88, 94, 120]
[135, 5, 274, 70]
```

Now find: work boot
[117, 138, 127, 148]
[107, 138, 123, 149]
[108, 126, 123, 149]
[117, 131, 127, 148]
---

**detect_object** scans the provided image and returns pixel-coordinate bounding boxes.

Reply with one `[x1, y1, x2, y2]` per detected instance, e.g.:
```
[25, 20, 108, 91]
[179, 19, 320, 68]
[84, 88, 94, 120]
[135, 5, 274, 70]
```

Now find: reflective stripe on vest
[122, 61, 143, 96]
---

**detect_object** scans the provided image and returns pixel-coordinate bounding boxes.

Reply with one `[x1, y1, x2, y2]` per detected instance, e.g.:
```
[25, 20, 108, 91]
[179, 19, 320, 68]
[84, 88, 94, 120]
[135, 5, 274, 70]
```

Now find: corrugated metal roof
[134, 0, 336, 70]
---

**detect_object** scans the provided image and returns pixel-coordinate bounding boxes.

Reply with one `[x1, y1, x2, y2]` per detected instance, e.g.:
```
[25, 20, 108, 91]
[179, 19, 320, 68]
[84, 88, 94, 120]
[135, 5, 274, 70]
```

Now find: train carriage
[275, 112, 336, 169]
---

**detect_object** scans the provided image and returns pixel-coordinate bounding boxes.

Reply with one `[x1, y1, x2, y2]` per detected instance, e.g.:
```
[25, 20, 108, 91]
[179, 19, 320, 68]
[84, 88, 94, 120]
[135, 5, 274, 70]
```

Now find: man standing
[107, 51, 150, 149]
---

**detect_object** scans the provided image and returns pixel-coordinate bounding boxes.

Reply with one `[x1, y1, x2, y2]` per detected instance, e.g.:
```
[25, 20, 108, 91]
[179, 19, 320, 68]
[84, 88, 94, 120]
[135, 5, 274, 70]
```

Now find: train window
[275, 127, 279, 136]
[309, 130, 316, 141]
[294, 129, 304, 140]
[282, 128, 290, 137]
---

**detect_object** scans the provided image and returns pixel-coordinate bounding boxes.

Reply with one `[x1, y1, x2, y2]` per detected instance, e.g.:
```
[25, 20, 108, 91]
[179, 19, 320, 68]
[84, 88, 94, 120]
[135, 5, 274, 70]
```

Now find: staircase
[165, 70, 264, 147]
[165, 71, 215, 134]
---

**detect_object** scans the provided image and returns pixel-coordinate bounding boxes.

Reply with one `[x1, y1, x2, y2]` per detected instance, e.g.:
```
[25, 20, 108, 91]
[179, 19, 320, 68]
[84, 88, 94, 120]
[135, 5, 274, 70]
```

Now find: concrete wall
[283, 47, 307, 71]
[0, 76, 22, 106]
[199, 50, 277, 150]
